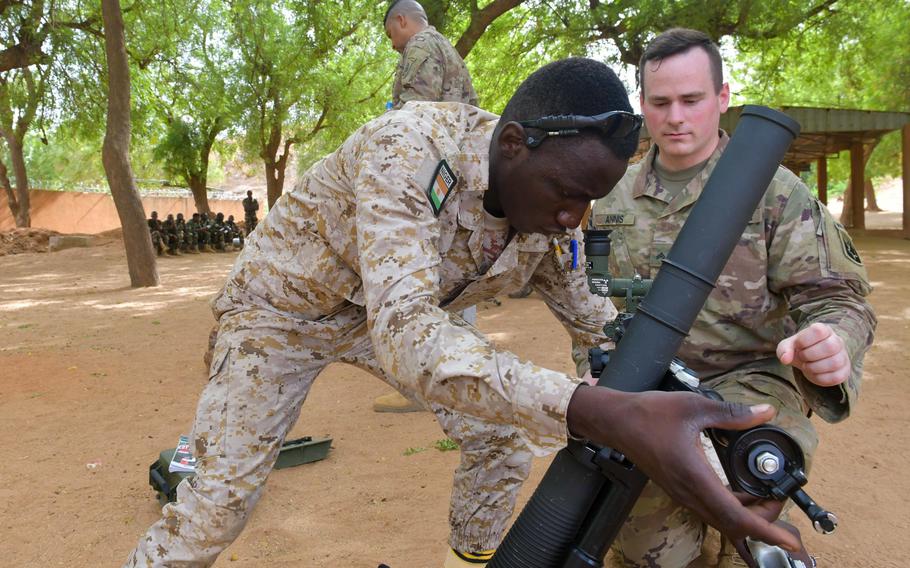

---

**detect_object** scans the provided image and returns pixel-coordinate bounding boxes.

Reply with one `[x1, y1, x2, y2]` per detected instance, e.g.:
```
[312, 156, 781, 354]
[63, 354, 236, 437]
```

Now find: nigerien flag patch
[427, 159, 458, 216]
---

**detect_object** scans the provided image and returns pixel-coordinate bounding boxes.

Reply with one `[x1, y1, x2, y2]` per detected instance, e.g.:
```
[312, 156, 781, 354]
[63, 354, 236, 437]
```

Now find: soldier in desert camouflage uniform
[125, 58, 802, 568]
[386, 0, 478, 110]
[590, 29, 876, 568]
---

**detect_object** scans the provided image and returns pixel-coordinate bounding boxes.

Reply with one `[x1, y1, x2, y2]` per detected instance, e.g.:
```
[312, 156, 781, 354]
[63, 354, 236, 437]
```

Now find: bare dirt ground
[1, 185, 907, 567]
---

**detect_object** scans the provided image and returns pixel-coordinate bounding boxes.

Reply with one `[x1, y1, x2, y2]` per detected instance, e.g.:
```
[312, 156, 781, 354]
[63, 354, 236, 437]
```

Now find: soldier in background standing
[376, 0, 481, 413]
[385, 0, 478, 110]
[242, 190, 259, 236]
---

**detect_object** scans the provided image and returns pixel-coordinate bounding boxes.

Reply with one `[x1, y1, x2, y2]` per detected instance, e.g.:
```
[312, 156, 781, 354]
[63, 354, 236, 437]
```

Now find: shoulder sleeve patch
[426, 159, 457, 216]
[836, 222, 863, 266]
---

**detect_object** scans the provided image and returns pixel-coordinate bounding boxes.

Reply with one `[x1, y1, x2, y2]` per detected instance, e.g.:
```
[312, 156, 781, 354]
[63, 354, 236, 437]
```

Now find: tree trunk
[181, 119, 221, 215]
[100, 0, 158, 287]
[0, 155, 18, 221]
[454, 0, 526, 58]
[865, 178, 881, 212]
[188, 174, 211, 214]
[3, 134, 30, 227]
[265, 161, 283, 209]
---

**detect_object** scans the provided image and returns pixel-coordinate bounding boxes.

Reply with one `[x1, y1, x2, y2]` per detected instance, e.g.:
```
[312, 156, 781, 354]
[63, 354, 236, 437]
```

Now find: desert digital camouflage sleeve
[766, 174, 877, 422]
[529, 231, 615, 376]
[352, 120, 579, 455]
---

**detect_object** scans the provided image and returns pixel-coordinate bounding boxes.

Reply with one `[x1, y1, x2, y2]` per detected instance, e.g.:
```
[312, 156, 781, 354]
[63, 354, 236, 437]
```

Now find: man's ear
[718, 82, 731, 113]
[497, 122, 528, 159]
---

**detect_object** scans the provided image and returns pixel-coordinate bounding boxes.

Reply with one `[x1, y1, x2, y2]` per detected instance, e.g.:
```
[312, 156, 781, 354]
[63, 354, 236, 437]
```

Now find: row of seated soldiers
[147, 211, 244, 256]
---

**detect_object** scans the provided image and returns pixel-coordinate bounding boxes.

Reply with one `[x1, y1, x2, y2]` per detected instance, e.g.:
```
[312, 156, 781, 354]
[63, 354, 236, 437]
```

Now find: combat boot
[188, 245, 200, 254]
[202, 244, 216, 253]
[444, 548, 494, 567]
[373, 391, 426, 413]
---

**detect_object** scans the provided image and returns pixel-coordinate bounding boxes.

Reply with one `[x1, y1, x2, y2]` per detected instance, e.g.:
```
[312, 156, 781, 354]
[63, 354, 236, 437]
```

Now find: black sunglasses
[518, 110, 643, 148]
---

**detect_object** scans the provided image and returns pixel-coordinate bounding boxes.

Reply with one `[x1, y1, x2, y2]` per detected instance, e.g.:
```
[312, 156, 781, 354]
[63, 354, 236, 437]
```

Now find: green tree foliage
[733, 0, 910, 186]
[146, 0, 236, 213]
[226, 0, 391, 206]
[459, 0, 842, 113]
[8, 0, 903, 215]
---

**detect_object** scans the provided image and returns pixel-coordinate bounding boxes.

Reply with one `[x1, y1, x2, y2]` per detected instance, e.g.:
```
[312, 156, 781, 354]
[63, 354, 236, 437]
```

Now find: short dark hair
[383, 0, 427, 26]
[499, 57, 638, 160]
[639, 28, 723, 94]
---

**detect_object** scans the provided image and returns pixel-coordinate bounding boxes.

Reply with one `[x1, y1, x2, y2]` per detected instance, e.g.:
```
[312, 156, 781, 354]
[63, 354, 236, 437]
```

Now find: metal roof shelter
[729, 105, 910, 236]
[641, 105, 910, 238]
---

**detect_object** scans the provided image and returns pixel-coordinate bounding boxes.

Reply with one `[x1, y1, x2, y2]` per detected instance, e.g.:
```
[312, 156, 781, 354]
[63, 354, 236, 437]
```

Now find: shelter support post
[850, 142, 866, 230]
[817, 157, 828, 205]
[903, 124, 909, 240]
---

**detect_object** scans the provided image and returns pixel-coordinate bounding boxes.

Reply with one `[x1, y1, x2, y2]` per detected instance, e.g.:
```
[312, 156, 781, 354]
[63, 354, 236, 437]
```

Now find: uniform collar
[632, 131, 730, 216]
[404, 25, 437, 51]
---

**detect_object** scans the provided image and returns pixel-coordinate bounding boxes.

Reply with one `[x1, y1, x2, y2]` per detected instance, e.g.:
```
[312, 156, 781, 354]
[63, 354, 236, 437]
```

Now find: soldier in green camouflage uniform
[126, 59, 802, 568]
[213, 212, 232, 252]
[147, 211, 166, 256]
[162, 214, 182, 255]
[242, 190, 259, 235]
[386, 0, 478, 110]
[201, 212, 225, 252]
[185, 213, 203, 253]
[176, 213, 197, 254]
[225, 215, 243, 248]
[590, 29, 876, 568]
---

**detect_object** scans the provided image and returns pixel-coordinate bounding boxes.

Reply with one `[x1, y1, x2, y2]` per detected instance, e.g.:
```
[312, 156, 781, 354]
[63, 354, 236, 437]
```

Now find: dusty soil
[1, 190, 908, 567]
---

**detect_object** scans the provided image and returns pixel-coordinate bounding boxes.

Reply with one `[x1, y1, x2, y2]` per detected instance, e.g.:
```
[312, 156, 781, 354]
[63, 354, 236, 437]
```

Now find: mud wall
[0, 189, 246, 234]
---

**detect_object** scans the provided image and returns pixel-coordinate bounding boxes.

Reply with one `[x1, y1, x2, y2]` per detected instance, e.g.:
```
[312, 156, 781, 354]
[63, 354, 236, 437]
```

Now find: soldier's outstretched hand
[776, 322, 850, 387]
[565, 386, 801, 553]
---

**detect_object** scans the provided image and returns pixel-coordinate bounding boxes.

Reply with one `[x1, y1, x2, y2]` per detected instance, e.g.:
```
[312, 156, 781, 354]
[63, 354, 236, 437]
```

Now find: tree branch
[454, 0, 527, 58]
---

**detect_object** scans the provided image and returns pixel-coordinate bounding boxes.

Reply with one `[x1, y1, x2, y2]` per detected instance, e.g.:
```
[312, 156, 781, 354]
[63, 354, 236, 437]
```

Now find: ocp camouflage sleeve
[397, 45, 445, 105]
[352, 121, 578, 455]
[767, 176, 876, 422]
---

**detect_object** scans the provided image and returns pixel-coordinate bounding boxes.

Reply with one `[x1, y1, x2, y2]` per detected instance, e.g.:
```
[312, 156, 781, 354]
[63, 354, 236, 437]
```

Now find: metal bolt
[756, 451, 780, 475]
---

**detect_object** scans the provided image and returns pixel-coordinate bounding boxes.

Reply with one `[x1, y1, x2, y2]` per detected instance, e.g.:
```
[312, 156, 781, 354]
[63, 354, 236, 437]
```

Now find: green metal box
[149, 436, 332, 505]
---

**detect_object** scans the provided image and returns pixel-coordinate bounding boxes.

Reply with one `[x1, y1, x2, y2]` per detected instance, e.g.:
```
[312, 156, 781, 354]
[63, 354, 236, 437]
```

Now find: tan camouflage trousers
[613, 364, 819, 568]
[125, 306, 533, 567]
